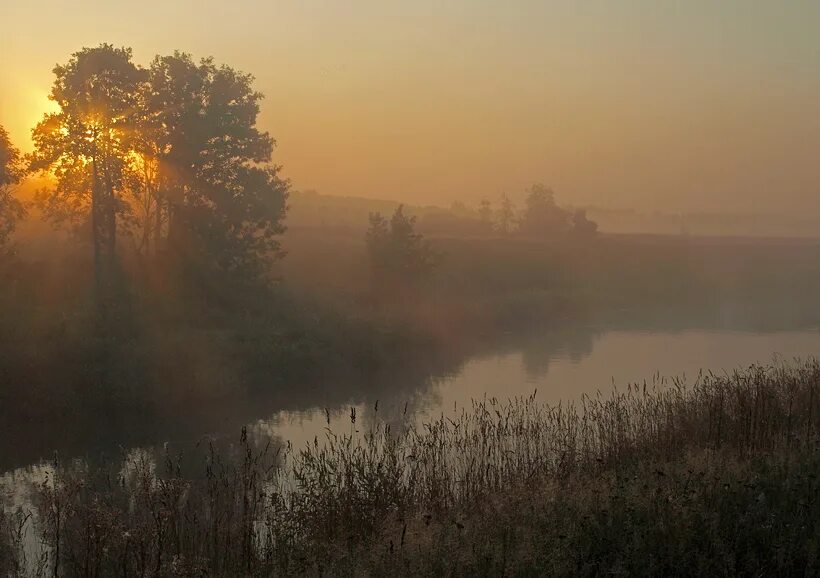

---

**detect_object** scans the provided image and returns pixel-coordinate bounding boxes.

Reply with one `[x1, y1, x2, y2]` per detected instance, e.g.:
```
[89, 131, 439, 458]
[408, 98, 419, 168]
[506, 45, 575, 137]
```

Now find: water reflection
[3, 310, 820, 509]
[518, 325, 596, 379]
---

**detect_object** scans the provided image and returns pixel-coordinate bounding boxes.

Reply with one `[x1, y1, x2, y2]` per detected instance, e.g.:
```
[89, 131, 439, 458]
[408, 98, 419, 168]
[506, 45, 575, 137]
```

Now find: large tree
[142, 52, 288, 277]
[29, 44, 146, 280]
[29, 46, 288, 282]
[0, 126, 25, 248]
[518, 184, 571, 238]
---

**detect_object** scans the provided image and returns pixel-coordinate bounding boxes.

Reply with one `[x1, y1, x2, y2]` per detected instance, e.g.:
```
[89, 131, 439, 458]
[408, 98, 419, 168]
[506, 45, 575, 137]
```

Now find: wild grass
[3, 360, 820, 576]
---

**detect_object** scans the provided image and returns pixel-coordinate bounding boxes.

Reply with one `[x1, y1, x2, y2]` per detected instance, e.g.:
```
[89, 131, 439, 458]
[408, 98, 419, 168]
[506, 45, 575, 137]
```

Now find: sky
[2, 0, 820, 214]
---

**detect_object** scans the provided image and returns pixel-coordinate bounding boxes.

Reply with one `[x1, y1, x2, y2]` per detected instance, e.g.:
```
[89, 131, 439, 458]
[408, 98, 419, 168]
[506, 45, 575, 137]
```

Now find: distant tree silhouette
[366, 205, 436, 294]
[30, 44, 146, 285]
[497, 193, 515, 235]
[572, 208, 598, 239]
[0, 126, 25, 248]
[518, 184, 571, 238]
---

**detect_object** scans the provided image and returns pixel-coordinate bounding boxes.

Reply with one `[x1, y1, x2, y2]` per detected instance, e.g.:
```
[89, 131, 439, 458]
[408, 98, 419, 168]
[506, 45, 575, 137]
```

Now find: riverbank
[3, 360, 819, 576]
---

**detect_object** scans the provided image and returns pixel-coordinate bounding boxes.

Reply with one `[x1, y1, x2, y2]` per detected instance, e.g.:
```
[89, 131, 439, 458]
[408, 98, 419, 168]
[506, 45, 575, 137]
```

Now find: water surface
[3, 322, 820, 489]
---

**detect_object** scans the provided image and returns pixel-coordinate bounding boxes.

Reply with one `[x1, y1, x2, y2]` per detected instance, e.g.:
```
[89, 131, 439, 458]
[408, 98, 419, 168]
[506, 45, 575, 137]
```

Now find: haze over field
[4, 3, 820, 576]
[3, 1, 820, 214]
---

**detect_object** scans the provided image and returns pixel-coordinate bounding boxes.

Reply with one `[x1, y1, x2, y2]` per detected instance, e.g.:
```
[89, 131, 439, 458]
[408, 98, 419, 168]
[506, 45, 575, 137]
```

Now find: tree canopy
[366, 205, 437, 294]
[30, 45, 145, 273]
[143, 53, 288, 275]
[518, 183, 598, 240]
[519, 184, 571, 237]
[0, 125, 25, 248]
[28, 45, 289, 282]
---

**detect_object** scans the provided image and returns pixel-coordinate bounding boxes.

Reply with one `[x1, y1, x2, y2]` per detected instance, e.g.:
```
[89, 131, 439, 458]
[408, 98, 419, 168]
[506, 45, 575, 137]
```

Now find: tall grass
[2, 360, 820, 576]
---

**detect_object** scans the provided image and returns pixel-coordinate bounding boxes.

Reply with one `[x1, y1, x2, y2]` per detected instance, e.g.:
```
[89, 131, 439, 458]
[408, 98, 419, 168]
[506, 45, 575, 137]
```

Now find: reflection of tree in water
[519, 326, 597, 381]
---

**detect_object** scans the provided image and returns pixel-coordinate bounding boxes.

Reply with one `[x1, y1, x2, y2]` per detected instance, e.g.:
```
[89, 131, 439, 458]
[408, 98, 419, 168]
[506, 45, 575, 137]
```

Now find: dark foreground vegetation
[3, 360, 820, 576]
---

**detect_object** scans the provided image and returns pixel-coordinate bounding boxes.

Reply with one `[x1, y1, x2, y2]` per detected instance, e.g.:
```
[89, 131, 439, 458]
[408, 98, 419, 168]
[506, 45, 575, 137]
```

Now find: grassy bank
[3, 360, 820, 576]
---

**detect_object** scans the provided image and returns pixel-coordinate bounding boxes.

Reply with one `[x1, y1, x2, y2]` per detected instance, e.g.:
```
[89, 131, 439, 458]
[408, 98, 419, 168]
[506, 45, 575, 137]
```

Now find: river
[3, 318, 820, 569]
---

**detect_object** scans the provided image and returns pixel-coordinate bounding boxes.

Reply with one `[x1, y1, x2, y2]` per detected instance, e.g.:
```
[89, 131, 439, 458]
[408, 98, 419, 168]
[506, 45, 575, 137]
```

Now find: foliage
[516, 183, 599, 240]
[29, 45, 145, 273]
[0, 125, 27, 247]
[518, 183, 571, 237]
[366, 205, 437, 294]
[27, 45, 288, 283]
[572, 208, 598, 239]
[143, 52, 288, 276]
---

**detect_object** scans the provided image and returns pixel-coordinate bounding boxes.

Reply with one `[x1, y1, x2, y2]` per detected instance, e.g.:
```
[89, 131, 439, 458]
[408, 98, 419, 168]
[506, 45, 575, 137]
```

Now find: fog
[2, 15, 820, 575]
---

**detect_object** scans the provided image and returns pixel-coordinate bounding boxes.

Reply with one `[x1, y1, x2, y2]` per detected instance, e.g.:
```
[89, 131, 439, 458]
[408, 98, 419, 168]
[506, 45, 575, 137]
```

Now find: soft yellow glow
[2, 1, 820, 215]
[17, 87, 60, 147]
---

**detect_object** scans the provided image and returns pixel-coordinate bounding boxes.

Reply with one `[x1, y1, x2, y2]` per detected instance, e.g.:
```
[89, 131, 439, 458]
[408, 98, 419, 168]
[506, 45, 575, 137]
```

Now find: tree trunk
[91, 148, 102, 290]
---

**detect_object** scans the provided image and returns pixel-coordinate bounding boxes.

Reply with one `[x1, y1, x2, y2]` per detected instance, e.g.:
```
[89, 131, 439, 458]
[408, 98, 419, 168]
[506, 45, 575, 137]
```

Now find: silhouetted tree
[127, 74, 165, 256]
[572, 208, 598, 239]
[519, 183, 571, 238]
[0, 126, 25, 248]
[366, 205, 436, 294]
[143, 52, 288, 277]
[29, 44, 146, 284]
[497, 193, 515, 235]
[29, 47, 288, 284]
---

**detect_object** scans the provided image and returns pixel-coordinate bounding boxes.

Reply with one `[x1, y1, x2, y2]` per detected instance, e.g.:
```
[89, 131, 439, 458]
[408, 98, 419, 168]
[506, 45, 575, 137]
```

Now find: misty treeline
[494, 184, 598, 239]
[412, 184, 598, 239]
[365, 206, 438, 293]
[359, 186, 598, 293]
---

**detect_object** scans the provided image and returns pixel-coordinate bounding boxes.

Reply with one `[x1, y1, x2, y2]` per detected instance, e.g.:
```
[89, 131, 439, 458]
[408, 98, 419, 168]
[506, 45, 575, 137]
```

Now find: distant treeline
[289, 185, 598, 239]
[288, 189, 820, 239]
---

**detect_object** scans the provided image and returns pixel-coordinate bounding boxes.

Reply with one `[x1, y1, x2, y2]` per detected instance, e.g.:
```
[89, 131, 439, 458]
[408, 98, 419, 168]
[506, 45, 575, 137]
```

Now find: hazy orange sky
[2, 1, 820, 213]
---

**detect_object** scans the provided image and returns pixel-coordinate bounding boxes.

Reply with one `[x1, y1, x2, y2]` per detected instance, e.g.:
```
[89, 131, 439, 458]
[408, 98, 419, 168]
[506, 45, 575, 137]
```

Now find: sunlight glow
[23, 87, 60, 148]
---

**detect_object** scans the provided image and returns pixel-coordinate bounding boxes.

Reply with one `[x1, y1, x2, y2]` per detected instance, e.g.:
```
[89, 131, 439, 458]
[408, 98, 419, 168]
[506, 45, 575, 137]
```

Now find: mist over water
[5, 316, 820, 475]
[3, 22, 820, 573]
